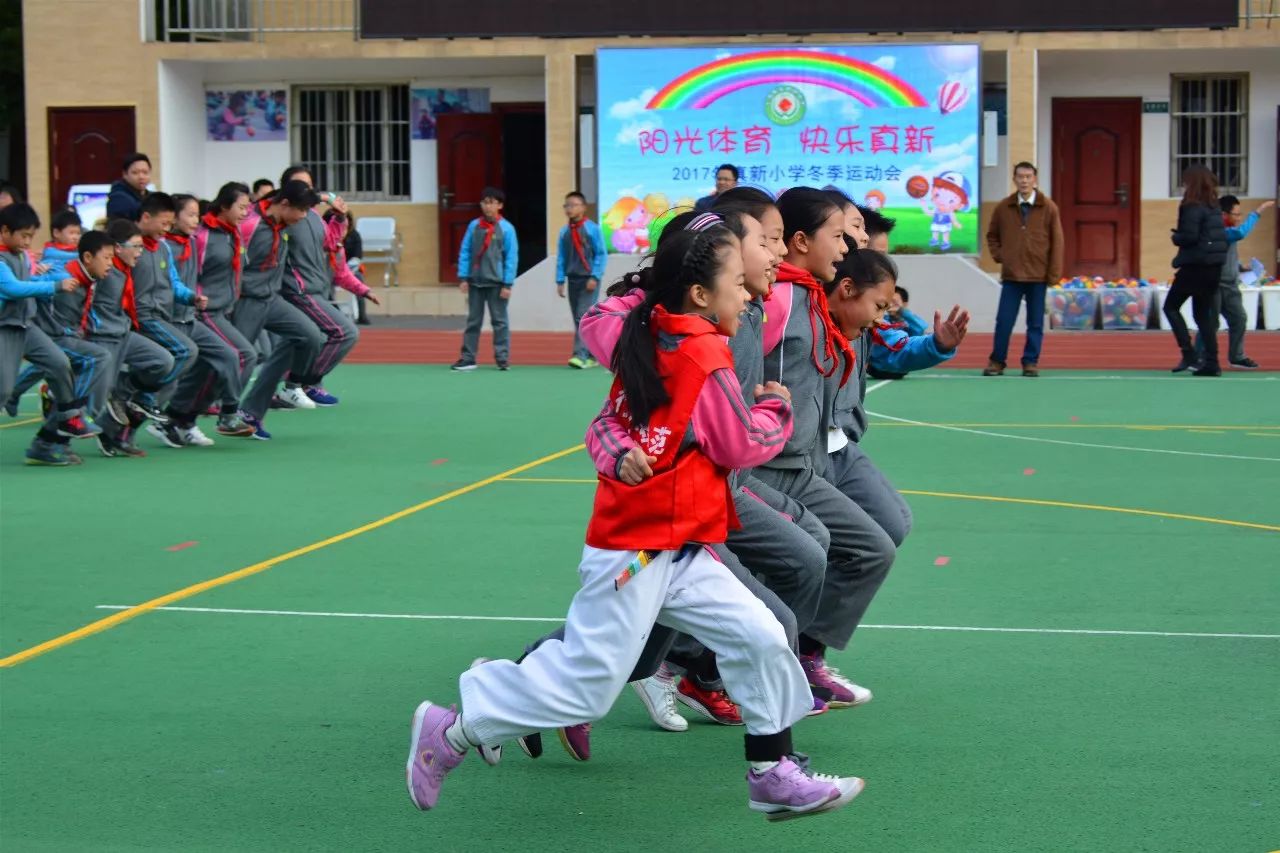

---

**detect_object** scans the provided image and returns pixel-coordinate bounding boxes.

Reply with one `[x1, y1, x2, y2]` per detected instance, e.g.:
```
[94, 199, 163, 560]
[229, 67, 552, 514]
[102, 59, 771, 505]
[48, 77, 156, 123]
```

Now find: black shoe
[1229, 357, 1260, 370]
[497, 361, 510, 371]
[1171, 355, 1200, 373]
[1192, 364, 1222, 377]
[516, 731, 543, 759]
[451, 359, 478, 372]
[1022, 365, 1040, 378]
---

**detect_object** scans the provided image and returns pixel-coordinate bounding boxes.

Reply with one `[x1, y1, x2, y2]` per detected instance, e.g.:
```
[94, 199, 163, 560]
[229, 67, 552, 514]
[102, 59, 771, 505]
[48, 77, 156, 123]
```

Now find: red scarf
[775, 261, 854, 388]
[165, 232, 192, 263]
[201, 211, 243, 277]
[568, 218, 591, 273]
[111, 256, 140, 330]
[44, 241, 78, 253]
[254, 199, 287, 270]
[869, 320, 907, 352]
[142, 236, 161, 252]
[478, 216, 502, 255]
[65, 260, 96, 332]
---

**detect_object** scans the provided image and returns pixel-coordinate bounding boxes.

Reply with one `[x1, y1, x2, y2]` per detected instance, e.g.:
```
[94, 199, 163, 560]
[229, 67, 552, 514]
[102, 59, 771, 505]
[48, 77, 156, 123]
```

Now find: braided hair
[611, 217, 739, 426]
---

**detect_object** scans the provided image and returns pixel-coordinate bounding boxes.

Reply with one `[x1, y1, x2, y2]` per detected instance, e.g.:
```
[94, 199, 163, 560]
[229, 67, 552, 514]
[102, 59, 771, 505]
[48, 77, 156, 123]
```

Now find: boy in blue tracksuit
[452, 187, 518, 371]
[554, 191, 607, 369]
[1194, 195, 1275, 369]
[40, 209, 83, 276]
[887, 286, 927, 336]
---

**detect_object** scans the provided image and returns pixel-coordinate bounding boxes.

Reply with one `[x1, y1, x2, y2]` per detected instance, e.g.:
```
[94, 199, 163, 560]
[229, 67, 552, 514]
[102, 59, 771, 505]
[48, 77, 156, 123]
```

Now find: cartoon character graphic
[919, 171, 970, 251]
[863, 189, 886, 211]
[642, 193, 670, 220]
[603, 196, 652, 254]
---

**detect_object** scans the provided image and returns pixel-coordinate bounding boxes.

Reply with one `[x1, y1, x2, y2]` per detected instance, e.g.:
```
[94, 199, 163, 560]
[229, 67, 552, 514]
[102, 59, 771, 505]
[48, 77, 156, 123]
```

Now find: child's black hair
[712, 186, 778, 223]
[822, 187, 854, 211]
[480, 187, 506, 203]
[1218, 194, 1241, 211]
[210, 182, 251, 214]
[894, 285, 909, 302]
[171, 194, 199, 215]
[564, 190, 587, 203]
[252, 178, 276, 196]
[107, 218, 141, 243]
[271, 180, 321, 209]
[857, 204, 896, 239]
[0, 203, 40, 233]
[0, 183, 23, 204]
[139, 192, 176, 218]
[78, 230, 113, 261]
[612, 223, 739, 427]
[826, 241, 898, 296]
[122, 152, 151, 171]
[280, 164, 312, 187]
[51, 208, 83, 233]
[777, 187, 842, 246]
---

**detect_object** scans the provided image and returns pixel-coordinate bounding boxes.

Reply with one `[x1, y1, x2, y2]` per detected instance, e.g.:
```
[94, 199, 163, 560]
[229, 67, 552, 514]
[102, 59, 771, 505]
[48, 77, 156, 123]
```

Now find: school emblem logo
[764, 86, 805, 126]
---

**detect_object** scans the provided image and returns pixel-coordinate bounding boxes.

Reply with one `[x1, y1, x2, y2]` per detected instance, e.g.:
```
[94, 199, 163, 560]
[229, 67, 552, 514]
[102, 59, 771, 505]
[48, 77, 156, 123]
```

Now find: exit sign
[1144, 101, 1170, 114]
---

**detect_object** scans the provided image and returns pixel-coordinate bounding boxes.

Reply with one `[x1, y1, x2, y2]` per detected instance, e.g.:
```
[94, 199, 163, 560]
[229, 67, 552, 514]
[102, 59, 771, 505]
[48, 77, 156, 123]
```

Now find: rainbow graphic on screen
[646, 49, 928, 111]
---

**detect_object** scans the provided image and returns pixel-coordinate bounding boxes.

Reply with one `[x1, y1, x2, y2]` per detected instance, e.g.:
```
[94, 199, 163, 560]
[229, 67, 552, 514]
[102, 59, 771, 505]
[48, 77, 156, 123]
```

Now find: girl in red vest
[407, 218, 864, 822]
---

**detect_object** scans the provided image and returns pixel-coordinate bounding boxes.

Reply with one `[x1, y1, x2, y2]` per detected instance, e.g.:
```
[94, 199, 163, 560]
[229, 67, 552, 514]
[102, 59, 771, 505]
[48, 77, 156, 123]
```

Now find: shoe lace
[821, 662, 859, 692]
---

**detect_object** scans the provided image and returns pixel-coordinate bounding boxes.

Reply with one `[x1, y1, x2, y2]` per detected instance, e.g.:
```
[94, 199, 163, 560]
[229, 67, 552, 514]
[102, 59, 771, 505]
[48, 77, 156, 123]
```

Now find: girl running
[406, 218, 863, 822]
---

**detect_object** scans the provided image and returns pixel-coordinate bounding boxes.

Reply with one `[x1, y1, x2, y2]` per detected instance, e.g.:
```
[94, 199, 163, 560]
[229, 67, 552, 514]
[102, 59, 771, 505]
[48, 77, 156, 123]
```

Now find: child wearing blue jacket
[1193, 196, 1275, 369]
[453, 187, 518, 371]
[554, 191, 607, 368]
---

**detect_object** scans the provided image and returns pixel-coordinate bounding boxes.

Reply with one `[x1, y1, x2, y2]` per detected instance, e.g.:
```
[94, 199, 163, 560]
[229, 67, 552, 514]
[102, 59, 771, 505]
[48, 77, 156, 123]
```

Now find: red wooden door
[437, 113, 503, 282]
[1052, 99, 1141, 280]
[47, 107, 136, 211]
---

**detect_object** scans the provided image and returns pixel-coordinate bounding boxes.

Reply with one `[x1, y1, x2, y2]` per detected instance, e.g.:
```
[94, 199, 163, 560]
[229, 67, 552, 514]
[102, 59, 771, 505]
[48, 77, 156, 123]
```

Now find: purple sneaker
[304, 386, 340, 407]
[800, 654, 872, 709]
[556, 722, 591, 761]
[747, 757, 865, 822]
[807, 696, 829, 717]
[405, 701, 467, 810]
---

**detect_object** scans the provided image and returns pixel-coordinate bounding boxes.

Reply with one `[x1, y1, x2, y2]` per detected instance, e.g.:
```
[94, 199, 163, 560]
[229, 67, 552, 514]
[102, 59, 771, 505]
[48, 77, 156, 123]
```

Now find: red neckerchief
[165, 232, 192, 263]
[201, 211, 243, 278]
[65, 260, 96, 332]
[775, 262, 854, 387]
[870, 319, 907, 352]
[649, 304, 720, 339]
[44, 241, 78, 253]
[478, 216, 502, 254]
[568, 218, 591, 272]
[254, 199, 287, 270]
[110, 256, 140, 330]
[142, 236, 161, 252]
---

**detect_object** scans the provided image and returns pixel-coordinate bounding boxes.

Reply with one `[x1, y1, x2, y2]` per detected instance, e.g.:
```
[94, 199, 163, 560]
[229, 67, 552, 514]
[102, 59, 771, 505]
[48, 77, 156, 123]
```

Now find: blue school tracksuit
[555, 218, 607, 362]
[40, 243, 79, 277]
[457, 217, 518, 365]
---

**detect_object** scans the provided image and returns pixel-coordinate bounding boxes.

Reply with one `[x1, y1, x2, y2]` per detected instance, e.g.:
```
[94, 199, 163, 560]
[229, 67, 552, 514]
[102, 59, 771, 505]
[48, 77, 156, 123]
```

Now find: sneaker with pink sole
[405, 702, 468, 810]
[747, 757, 865, 822]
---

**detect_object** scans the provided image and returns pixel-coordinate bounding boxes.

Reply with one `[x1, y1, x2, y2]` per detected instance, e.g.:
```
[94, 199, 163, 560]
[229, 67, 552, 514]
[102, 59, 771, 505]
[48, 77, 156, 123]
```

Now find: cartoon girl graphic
[920, 171, 970, 251]
[602, 196, 652, 254]
[863, 189, 886, 211]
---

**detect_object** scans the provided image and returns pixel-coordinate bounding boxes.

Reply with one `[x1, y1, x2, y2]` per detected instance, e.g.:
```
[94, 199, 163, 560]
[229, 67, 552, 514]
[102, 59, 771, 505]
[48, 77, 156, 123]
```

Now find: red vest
[585, 307, 741, 551]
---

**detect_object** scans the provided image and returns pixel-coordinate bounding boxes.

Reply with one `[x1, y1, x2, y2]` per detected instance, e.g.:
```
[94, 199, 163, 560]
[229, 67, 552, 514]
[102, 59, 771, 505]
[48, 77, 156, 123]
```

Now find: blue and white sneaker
[304, 385, 340, 407]
[238, 411, 272, 441]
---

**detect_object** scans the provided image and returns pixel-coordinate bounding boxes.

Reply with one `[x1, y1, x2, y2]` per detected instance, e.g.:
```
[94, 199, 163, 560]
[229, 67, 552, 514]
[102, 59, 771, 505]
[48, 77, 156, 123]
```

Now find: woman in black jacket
[1164, 165, 1227, 376]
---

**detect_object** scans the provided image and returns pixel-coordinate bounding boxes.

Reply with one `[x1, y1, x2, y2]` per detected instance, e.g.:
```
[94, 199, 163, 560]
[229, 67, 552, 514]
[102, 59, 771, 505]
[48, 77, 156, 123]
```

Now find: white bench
[356, 216, 402, 288]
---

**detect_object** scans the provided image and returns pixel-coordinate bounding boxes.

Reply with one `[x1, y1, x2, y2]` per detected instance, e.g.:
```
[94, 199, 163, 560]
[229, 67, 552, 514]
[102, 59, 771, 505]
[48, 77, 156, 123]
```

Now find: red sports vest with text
[585, 307, 741, 551]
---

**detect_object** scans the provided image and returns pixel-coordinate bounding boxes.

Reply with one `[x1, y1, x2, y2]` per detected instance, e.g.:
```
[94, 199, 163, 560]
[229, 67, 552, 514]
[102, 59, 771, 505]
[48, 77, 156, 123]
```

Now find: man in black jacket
[105, 153, 152, 222]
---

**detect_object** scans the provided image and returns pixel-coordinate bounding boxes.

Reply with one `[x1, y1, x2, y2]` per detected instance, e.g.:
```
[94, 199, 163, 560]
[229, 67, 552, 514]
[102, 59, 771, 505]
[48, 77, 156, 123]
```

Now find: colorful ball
[906, 175, 929, 199]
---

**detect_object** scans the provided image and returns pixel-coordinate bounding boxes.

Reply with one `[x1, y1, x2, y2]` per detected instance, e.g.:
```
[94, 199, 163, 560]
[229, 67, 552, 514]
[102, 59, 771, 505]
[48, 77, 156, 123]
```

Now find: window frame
[291, 84, 411, 202]
[1169, 72, 1249, 195]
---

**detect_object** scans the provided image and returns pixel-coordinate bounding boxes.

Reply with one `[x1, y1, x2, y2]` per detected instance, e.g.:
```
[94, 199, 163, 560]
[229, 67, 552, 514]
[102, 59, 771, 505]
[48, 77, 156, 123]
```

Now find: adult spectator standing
[106, 153, 152, 221]
[984, 161, 1063, 377]
[693, 164, 739, 212]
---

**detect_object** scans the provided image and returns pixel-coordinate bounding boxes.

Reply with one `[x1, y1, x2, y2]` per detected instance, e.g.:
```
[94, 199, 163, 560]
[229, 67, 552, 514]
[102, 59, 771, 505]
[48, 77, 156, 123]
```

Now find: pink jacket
[578, 288, 644, 366]
[325, 225, 370, 298]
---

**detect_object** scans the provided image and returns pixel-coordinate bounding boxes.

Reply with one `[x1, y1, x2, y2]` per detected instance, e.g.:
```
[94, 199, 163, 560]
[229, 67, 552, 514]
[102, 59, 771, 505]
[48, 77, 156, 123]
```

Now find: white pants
[459, 545, 811, 746]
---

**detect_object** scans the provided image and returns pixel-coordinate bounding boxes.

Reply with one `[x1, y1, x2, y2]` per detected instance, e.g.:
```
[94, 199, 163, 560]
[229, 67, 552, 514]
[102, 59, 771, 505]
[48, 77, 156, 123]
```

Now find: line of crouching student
[403, 185, 969, 823]
[0, 165, 376, 465]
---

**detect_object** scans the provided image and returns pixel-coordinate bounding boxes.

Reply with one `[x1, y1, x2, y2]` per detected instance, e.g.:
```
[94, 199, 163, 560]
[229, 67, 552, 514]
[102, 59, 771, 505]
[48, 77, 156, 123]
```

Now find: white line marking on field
[866, 410, 1280, 463]
[92, 605, 1279, 639]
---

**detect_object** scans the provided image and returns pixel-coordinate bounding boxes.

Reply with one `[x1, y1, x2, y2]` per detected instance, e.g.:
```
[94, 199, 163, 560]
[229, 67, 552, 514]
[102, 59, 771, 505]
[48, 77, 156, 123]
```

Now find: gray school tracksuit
[85, 264, 175, 433]
[171, 228, 259, 418]
[9, 266, 110, 419]
[162, 235, 243, 414]
[233, 213, 325, 419]
[752, 283, 895, 653]
[133, 240, 199, 397]
[459, 217, 518, 364]
[0, 250, 84, 433]
[282, 210, 358, 384]
[825, 336, 914, 546]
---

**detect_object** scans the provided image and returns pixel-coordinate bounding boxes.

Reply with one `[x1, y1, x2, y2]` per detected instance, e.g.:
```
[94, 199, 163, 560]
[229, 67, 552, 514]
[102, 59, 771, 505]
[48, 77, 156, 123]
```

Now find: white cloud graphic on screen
[610, 88, 659, 120]
[616, 119, 663, 146]
[872, 56, 896, 70]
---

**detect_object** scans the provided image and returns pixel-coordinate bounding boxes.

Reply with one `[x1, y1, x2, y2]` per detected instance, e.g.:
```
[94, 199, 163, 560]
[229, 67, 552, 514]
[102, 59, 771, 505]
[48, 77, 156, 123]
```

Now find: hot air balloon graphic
[937, 80, 969, 115]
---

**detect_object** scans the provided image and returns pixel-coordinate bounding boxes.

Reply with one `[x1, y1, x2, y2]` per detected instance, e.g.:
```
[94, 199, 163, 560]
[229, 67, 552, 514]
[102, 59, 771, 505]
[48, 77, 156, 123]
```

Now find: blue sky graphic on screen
[596, 45, 981, 255]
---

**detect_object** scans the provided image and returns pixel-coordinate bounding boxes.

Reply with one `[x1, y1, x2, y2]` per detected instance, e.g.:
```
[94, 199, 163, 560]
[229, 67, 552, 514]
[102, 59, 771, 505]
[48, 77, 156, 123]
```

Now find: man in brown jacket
[984, 162, 1064, 376]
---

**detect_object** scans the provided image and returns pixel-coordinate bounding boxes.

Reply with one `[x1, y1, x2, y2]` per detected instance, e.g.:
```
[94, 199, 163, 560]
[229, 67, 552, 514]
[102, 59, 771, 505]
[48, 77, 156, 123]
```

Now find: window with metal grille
[1170, 74, 1249, 194]
[292, 86, 410, 201]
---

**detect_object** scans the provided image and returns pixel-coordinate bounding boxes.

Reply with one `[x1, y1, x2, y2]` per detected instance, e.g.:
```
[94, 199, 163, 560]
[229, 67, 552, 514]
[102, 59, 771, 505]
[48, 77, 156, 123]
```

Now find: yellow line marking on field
[0, 417, 41, 430]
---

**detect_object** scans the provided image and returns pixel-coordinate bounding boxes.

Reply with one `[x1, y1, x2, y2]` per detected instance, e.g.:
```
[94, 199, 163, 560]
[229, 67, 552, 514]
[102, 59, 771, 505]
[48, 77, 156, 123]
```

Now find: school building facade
[21, 0, 1280, 317]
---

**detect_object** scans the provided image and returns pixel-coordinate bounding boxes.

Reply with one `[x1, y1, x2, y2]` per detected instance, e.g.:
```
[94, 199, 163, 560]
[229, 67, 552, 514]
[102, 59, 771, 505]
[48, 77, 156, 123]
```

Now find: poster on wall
[410, 88, 492, 140]
[205, 89, 288, 142]
[596, 45, 981, 255]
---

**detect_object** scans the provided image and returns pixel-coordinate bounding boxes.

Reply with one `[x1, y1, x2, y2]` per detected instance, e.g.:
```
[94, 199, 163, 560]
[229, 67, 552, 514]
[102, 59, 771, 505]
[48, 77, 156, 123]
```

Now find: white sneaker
[181, 424, 216, 447]
[278, 385, 316, 410]
[630, 664, 688, 732]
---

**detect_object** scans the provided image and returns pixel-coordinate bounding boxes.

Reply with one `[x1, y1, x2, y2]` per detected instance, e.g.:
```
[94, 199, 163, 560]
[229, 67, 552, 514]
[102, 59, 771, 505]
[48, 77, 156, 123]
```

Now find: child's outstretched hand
[755, 381, 791, 405]
[618, 447, 657, 485]
[57, 278, 79, 292]
[365, 292, 381, 305]
[932, 305, 970, 352]
[34, 263, 51, 276]
[194, 295, 209, 310]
